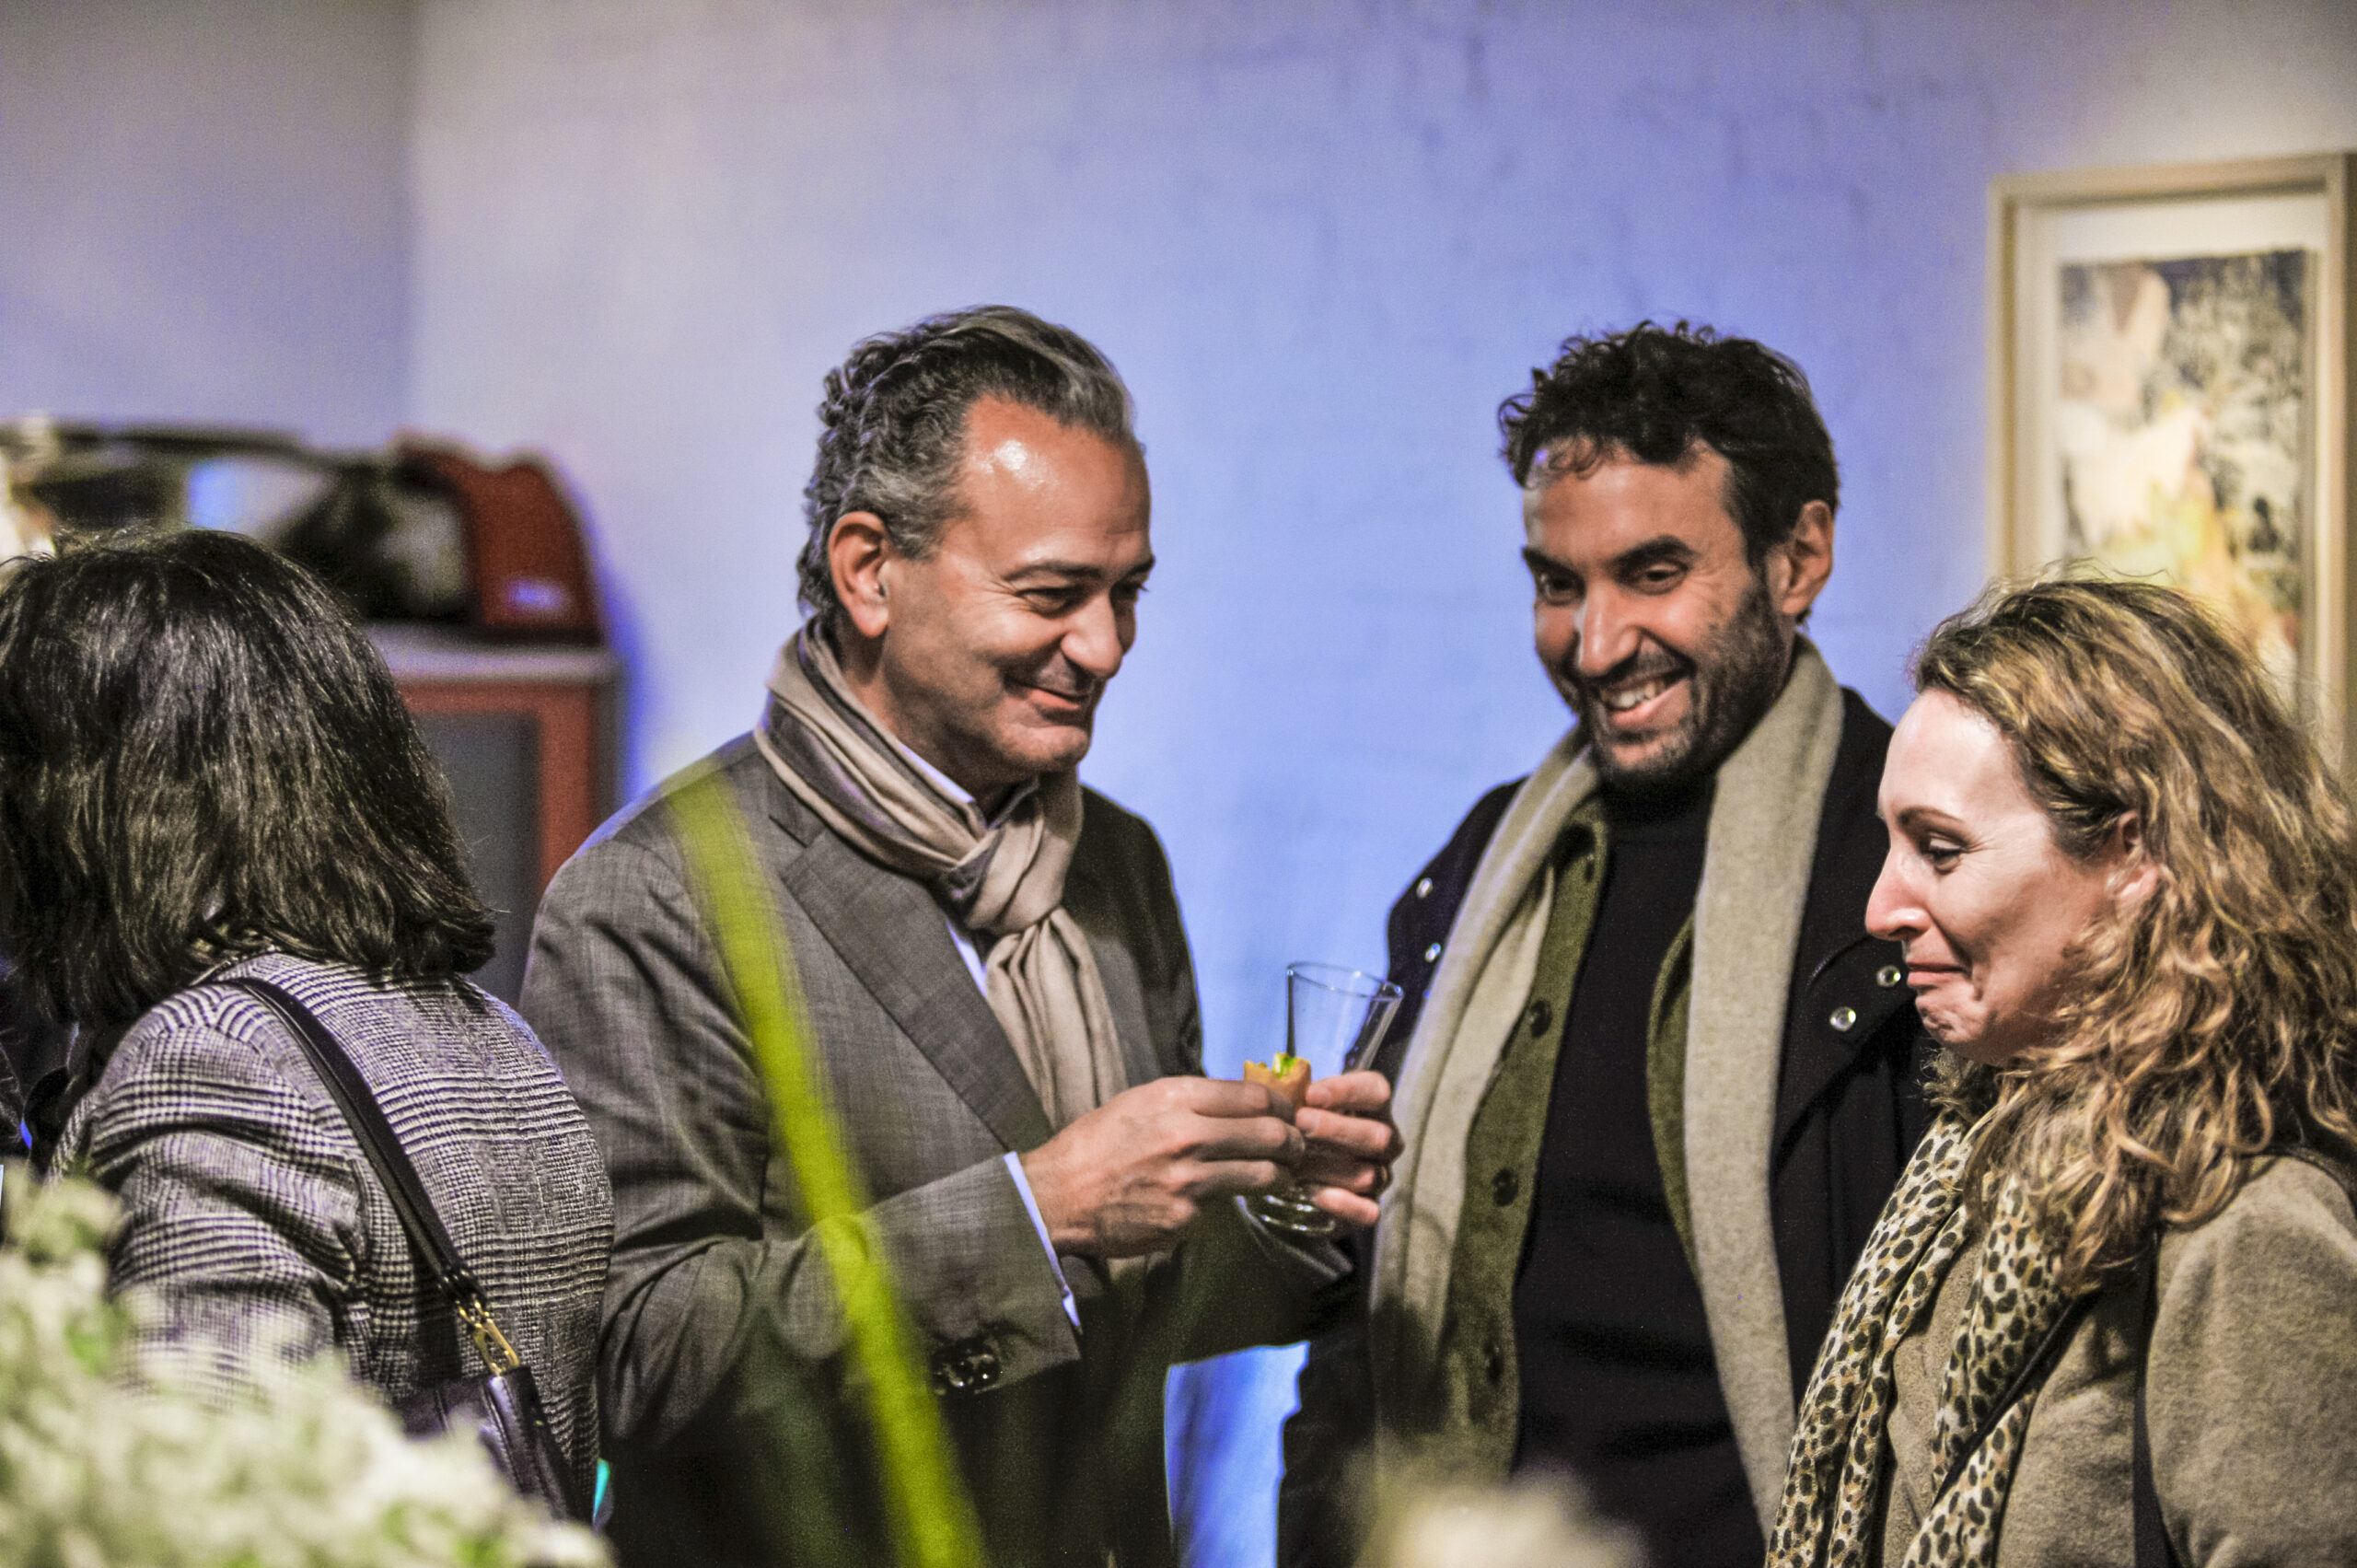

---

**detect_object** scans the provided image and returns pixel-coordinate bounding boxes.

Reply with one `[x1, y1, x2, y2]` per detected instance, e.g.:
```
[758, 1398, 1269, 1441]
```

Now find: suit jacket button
[1414, 877, 1434, 899]
[1423, 942, 1443, 963]
[1480, 1338, 1505, 1385]
[1876, 964, 1903, 987]
[1829, 1005, 1858, 1032]
[930, 1335, 1000, 1394]
[1525, 998, 1552, 1037]
[1492, 1167, 1519, 1206]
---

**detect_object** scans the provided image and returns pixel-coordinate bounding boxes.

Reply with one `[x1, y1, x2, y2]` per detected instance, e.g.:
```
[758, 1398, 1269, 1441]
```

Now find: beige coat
[1879, 1156, 2357, 1566]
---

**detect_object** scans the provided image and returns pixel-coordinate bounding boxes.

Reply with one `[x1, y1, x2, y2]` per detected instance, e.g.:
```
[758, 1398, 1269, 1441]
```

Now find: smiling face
[1523, 445, 1830, 795]
[830, 396, 1152, 798]
[1866, 688, 2133, 1066]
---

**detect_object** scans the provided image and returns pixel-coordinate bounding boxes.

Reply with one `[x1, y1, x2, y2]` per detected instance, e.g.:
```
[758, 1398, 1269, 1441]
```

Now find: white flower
[0, 1166, 608, 1568]
[1367, 1474, 1643, 1568]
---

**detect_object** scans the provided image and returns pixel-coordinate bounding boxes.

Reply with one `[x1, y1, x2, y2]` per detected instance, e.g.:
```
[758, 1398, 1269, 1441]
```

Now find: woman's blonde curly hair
[1918, 577, 2357, 1290]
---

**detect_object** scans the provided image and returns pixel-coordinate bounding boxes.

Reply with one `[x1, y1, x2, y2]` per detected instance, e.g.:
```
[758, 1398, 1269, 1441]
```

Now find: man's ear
[828, 512, 895, 640]
[1767, 500, 1836, 623]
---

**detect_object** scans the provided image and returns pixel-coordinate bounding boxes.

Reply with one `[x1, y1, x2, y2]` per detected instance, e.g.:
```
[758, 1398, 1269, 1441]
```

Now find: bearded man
[1280, 322, 1928, 1568]
[525, 307, 1398, 1568]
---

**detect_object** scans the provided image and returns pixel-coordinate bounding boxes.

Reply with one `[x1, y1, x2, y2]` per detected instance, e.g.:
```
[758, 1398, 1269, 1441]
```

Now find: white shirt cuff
[1003, 1150, 1080, 1328]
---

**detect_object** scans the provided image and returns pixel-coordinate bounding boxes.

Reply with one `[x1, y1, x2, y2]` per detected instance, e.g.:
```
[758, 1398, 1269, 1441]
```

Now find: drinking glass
[1243, 962, 1404, 1238]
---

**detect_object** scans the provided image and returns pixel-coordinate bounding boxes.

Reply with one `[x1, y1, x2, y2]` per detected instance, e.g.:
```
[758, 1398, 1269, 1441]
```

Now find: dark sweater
[1513, 783, 1762, 1566]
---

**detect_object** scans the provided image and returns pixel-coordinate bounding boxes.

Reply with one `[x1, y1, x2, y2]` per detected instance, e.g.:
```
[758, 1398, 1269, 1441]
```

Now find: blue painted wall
[0, 0, 413, 444]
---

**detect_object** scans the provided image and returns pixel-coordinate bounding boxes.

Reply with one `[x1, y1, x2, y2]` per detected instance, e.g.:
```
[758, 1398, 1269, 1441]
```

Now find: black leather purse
[220, 977, 589, 1523]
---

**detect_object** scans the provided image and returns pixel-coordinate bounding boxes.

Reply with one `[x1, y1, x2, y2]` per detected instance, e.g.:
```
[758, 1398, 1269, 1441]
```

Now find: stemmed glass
[1243, 962, 1403, 1238]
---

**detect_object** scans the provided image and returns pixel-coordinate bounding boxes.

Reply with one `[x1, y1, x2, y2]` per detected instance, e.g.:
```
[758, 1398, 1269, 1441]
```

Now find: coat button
[929, 1335, 1001, 1394]
[1492, 1167, 1520, 1206]
[1481, 1338, 1505, 1385]
[1414, 877, 1434, 900]
[1423, 942, 1443, 963]
[1526, 998, 1552, 1037]
[1876, 964, 1902, 987]
[1829, 1005, 1858, 1032]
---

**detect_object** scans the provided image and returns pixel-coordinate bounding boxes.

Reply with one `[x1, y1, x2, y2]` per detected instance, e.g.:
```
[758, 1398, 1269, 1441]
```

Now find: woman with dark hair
[1771, 578, 2357, 1566]
[0, 530, 611, 1504]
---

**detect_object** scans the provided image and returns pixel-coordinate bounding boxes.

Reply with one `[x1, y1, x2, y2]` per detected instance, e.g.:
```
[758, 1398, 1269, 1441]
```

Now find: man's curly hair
[1497, 320, 1838, 563]
[795, 306, 1137, 636]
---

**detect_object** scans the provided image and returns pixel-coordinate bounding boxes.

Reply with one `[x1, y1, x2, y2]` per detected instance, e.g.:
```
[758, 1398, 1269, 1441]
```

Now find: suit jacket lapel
[775, 813, 1056, 1155]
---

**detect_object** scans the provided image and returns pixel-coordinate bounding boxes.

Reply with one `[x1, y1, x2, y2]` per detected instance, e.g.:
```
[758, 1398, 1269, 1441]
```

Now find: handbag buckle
[457, 1292, 524, 1376]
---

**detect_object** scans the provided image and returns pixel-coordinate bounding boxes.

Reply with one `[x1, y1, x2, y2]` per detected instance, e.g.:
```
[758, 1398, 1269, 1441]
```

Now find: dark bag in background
[217, 976, 590, 1522]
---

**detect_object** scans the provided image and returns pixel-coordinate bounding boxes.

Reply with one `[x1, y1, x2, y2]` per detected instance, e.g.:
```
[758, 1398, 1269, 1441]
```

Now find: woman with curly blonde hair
[1770, 577, 2357, 1568]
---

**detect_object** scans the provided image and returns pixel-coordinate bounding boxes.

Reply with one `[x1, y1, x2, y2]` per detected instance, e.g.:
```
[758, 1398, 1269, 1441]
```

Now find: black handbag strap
[2130, 1244, 2180, 1568]
[218, 976, 520, 1374]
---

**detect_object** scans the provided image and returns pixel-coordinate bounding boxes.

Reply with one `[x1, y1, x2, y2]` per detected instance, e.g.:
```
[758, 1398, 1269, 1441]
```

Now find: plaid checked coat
[52, 951, 614, 1501]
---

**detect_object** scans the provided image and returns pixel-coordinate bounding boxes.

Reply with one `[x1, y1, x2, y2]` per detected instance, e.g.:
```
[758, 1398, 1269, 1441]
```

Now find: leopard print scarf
[1768, 1109, 2072, 1568]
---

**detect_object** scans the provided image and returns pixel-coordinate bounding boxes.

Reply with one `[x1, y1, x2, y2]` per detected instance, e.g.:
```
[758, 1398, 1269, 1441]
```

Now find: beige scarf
[1368, 639, 1847, 1525]
[752, 628, 1128, 1128]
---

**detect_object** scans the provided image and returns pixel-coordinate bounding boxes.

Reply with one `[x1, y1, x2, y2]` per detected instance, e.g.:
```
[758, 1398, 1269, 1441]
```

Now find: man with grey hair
[525, 306, 1399, 1568]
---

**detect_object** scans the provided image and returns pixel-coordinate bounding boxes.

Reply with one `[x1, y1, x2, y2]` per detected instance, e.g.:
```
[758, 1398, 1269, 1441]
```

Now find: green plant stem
[669, 773, 984, 1568]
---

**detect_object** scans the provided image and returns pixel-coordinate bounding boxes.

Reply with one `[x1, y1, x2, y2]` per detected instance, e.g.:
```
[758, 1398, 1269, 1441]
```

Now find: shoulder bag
[218, 976, 589, 1523]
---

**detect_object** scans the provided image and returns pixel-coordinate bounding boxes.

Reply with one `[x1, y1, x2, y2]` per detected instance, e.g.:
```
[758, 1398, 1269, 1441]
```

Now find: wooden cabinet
[371, 626, 619, 1003]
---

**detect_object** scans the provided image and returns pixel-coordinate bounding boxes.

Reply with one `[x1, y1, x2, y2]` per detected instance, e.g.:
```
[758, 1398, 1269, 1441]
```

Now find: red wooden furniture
[372, 626, 620, 1000]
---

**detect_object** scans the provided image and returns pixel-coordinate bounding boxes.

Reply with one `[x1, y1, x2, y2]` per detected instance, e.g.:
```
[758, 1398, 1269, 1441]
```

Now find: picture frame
[1988, 153, 2355, 759]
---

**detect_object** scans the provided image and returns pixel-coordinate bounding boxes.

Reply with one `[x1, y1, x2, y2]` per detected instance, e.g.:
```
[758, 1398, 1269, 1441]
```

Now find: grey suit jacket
[54, 952, 613, 1501]
[523, 737, 1345, 1568]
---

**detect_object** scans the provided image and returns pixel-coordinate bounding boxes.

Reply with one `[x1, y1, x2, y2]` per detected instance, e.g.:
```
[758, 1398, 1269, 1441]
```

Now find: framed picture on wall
[1989, 152, 2355, 755]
